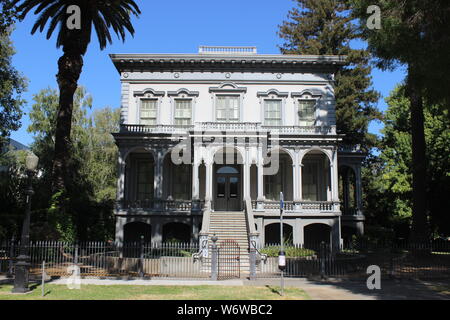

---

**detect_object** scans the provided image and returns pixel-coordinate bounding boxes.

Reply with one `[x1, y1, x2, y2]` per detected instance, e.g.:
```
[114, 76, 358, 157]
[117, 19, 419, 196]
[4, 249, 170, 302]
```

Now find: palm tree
[15, 0, 141, 192]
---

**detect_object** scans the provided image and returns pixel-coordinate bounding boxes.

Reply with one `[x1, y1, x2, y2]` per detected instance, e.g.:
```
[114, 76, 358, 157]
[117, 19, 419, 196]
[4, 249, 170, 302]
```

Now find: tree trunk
[407, 66, 429, 245]
[52, 52, 84, 193]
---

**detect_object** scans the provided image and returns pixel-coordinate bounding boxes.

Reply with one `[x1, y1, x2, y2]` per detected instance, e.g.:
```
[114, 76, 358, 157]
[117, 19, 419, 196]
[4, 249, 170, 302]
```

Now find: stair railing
[193, 200, 211, 262]
[244, 198, 267, 263]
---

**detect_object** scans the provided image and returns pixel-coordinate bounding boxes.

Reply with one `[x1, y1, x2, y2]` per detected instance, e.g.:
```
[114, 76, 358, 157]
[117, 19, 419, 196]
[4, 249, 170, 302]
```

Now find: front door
[215, 166, 241, 211]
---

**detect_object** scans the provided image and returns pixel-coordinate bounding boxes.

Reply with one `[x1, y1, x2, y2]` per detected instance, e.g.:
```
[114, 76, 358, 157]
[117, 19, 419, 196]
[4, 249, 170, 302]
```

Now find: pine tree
[278, 0, 381, 150]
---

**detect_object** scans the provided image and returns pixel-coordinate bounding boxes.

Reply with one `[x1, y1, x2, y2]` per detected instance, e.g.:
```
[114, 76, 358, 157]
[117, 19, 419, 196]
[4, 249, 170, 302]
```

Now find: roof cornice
[109, 53, 347, 74]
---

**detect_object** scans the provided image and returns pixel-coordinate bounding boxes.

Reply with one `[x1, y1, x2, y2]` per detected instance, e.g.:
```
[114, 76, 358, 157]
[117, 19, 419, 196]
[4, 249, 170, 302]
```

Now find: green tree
[25, 87, 118, 241]
[352, 0, 450, 243]
[15, 0, 140, 194]
[363, 85, 450, 239]
[0, 0, 27, 150]
[278, 0, 381, 149]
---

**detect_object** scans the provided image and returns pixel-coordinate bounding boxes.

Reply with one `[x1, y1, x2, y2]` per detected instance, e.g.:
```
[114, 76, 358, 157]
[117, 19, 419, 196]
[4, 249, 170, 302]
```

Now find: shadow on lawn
[305, 277, 450, 300]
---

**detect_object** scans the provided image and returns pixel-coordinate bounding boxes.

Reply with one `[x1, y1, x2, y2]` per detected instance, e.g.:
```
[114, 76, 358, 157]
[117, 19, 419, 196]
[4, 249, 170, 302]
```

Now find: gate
[218, 240, 240, 279]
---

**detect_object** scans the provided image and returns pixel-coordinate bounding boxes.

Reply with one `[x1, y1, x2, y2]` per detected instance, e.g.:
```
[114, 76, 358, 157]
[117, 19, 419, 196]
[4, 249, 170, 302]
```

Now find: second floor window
[140, 99, 157, 125]
[174, 99, 192, 125]
[264, 99, 282, 125]
[298, 100, 316, 125]
[216, 95, 239, 122]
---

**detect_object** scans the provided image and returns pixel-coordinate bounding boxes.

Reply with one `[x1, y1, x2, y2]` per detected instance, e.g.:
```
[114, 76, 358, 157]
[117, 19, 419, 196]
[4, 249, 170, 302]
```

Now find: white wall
[122, 71, 336, 126]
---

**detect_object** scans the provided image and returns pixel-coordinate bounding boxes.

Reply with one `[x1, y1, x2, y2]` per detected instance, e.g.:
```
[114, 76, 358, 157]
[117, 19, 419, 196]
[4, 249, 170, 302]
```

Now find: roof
[109, 51, 347, 74]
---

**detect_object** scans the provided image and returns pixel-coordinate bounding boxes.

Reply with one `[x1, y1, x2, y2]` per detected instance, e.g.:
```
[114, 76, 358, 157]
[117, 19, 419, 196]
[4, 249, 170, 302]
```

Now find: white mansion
[111, 46, 365, 251]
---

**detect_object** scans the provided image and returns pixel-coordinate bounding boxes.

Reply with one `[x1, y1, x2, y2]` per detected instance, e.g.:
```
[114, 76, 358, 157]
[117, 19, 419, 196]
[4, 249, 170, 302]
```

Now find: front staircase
[208, 211, 250, 276]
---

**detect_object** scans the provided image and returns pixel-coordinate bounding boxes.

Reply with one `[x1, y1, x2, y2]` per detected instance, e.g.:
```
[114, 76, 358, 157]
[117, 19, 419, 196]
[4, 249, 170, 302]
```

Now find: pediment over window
[167, 88, 199, 97]
[257, 89, 288, 98]
[209, 82, 247, 93]
[134, 88, 165, 97]
[291, 89, 323, 99]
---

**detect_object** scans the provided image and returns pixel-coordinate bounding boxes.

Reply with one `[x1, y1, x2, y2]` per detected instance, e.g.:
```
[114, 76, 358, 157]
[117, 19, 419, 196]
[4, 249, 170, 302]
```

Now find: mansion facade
[111, 46, 365, 251]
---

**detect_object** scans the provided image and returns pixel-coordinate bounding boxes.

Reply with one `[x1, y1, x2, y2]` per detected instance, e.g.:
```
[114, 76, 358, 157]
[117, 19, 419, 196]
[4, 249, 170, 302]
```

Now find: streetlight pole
[278, 192, 286, 296]
[12, 152, 38, 293]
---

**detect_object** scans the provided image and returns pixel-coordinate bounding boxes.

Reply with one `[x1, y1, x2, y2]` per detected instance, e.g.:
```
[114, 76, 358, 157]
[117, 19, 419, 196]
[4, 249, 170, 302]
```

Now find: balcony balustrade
[251, 200, 340, 213]
[117, 199, 204, 212]
[120, 123, 336, 135]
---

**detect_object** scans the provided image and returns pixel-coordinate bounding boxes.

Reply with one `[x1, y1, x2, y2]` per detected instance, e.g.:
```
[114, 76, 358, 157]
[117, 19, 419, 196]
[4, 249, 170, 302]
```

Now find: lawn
[0, 283, 310, 300]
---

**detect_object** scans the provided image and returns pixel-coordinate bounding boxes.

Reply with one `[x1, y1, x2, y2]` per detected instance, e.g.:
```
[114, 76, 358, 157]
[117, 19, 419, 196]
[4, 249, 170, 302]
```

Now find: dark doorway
[214, 165, 242, 211]
[124, 221, 152, 243]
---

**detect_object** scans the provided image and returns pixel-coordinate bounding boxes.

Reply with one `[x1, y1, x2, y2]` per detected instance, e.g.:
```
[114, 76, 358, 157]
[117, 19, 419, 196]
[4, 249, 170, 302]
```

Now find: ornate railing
[119, 123, 336, 135]
[194, 122, 261, 132]
[251, 200, 339, 213]
[120, 124, 193, 134]
[118, 199, 204, 212]
[261, 125, 336, 135]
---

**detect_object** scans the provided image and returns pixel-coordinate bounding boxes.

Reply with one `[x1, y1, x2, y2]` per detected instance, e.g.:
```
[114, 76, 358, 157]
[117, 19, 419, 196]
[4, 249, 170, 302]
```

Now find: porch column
[192, 162, 200, 200]
[331, 150, 339, 202]
[331, 217, 341, 252]
[154, 150, 164, 200]
[293, 149, 302, 201]
[205, 159, 213, 201]
[243, 148, 251, 199]
[256, 146, 264, 210]
[116, 152, 126, 206]
[355, 165, 363, 214]
[151, 218, 162, 243]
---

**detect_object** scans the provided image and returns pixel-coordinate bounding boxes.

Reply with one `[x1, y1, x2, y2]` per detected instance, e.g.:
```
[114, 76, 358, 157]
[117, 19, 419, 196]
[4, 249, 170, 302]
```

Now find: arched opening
[341, 225, 358, 247]
[125, 150, 155, 204]
[301, 150, 331, 201]
[264, 149, 293, 201]
[213, 147, 243, 211]
[163, 150, 191, 200]
[124, 221, 152, 243]
[264, 223, 293, 245]
[304, 223, 331, 249]
[338, 166, 357, 215]
[162, 222, 191, 243]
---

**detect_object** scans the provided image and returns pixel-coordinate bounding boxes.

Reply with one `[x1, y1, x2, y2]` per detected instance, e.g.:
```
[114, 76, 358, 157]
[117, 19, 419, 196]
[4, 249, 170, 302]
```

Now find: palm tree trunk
[52, 52, 84, 193]
[407, 65, 429, 245]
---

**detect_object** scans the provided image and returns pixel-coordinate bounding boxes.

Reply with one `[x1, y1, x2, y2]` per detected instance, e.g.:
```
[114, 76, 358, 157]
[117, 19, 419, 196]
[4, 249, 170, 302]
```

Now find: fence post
[7, 236, 15, 278]
[139, 235, 144, 278]
[211, 235, 218, 281]
[320, 241, 326, 280]
[74, 242, 79, 265]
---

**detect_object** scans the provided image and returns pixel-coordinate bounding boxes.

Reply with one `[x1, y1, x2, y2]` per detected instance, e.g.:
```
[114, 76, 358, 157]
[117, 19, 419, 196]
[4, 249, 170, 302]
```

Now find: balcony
[117, 199, 205, 212]
[119, 123, 336, 135]
[251, 200, 340, 214]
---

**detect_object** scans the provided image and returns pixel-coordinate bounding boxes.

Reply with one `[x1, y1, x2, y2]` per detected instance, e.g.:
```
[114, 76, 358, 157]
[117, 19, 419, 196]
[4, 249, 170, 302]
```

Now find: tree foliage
[15, 0, 140, 194]
[0, 87, 119, 241]
[0, 0, 27, 150]
[352, 0, 450, 243]
[363, 85, 450, 238]
[278, 0, 381, 149]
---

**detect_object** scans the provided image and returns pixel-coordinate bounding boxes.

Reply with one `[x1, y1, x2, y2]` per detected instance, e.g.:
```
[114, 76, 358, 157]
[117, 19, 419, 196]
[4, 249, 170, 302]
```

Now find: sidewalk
[1, 275, 449, 300]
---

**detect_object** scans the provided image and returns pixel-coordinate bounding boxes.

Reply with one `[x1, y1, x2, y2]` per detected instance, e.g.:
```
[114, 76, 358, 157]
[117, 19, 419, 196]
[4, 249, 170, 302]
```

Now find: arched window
[216, 166, 239, 174]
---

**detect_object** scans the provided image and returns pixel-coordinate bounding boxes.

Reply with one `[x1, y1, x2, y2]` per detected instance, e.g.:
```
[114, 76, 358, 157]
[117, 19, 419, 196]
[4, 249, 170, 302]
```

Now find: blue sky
[9, 0, 405, 146]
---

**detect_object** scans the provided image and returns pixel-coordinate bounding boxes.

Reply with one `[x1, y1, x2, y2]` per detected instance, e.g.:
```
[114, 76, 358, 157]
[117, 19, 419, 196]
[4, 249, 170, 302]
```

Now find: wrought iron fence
[1, 240, 449, 280]
[0, 241, 208, 279]
[255, 241, 450, 280]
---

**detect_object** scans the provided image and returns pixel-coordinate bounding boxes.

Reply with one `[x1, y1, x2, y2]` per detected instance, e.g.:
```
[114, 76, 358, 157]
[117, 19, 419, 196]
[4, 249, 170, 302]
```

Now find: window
[298, 100, 316, 125]
[137, 161, 154, 200]
[174, 99, 192, 125]
[216, 95, 239, 122]
[140, 99, 157, 125]
[264, 99, 282, 125]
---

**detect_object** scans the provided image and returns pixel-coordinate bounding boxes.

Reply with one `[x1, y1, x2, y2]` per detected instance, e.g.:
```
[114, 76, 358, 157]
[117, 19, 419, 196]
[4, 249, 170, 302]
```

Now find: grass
[0, 283, 309, 300]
